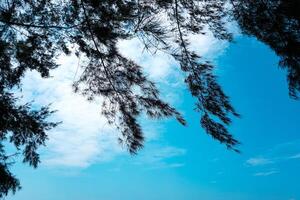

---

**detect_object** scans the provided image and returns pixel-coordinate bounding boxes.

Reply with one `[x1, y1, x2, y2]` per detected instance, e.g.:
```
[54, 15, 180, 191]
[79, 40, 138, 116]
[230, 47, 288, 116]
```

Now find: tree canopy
[0, 0, 299, 197]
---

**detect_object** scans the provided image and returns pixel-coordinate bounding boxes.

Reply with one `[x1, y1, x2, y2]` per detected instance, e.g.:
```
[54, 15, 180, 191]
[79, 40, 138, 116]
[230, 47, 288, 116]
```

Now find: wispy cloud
[254, 170, 279, 177]
[288, 153, 300, 159]
[135, 146, 186, 170]
[246, 157, 273, 166]
[246, 140, 300, 166]
[148, 162, 185, 170]
[246, 141, 300, 177]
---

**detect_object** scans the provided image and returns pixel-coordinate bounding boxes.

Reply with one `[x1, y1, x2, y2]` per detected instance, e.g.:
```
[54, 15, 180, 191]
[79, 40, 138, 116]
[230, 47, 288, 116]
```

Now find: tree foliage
[0, 0, 299, 197]
[231, 0, 300, 98]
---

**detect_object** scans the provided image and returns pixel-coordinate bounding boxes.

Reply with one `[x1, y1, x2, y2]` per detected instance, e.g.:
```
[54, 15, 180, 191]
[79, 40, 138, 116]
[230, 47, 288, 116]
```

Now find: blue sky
[7, 34, 300, 200]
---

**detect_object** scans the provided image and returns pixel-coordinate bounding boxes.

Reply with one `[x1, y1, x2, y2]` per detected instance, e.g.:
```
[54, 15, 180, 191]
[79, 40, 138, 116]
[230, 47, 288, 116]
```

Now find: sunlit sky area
[7, 31, 300, 200]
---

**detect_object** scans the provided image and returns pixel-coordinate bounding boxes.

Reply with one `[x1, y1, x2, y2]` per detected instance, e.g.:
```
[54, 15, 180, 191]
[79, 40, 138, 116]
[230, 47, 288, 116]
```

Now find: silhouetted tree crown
[0, 0, 299, 197]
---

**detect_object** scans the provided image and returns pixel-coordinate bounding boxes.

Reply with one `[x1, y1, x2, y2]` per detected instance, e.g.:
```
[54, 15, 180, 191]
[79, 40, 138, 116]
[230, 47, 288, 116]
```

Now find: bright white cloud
[189, 32, 228, 60]
[118, 38, 178, 81]
[117, 32, 228, 82]
[117, 32, 228, 106]
[21, 54, 124, 168]
[20, 30, 228, 168]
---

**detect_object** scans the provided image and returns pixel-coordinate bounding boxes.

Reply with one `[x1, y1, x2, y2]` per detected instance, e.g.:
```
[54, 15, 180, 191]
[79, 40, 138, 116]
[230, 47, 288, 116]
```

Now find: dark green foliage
[231, 0, 300, 98]
[0, 0, 62, 197]
[69, 0, 237, 154]
[0, 144, 20, 198]
[0, 0, 299, 197]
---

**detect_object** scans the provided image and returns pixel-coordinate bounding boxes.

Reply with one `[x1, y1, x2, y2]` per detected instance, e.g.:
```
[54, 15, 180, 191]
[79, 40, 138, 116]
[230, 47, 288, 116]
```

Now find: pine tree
[0, 0, 299, 197]
[231, 0, 300, 98]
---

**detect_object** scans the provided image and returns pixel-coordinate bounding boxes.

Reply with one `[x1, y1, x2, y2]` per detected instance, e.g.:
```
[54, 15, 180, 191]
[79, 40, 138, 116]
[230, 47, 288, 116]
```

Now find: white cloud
[21, 54, 124, 168]
[117, 33, 228, 107]
[254, 170, 279, 177]
[246, 157, 273, 166]
[117, 38, 178, 81]
[188, 32, 228, 60]
[117, 32, 228, 82]
[20, 30, 227, 168]
[20, 53, 186, 168]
